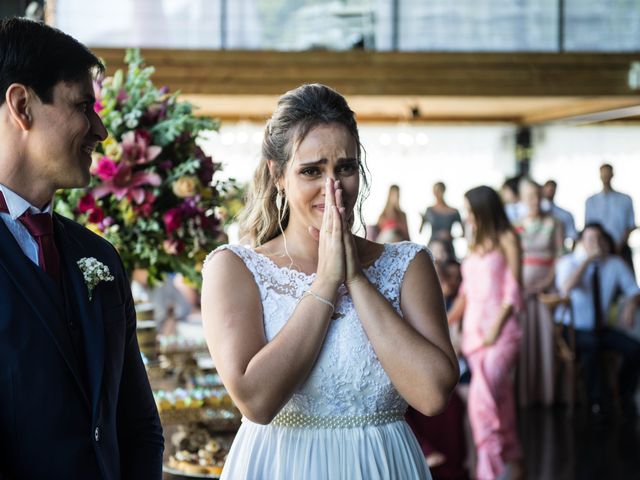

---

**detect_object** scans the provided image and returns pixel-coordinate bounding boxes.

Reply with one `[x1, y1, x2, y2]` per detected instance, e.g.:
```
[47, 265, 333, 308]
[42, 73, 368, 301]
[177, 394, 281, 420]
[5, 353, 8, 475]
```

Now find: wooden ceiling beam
[91, 49, 640, 124]
[93, 48, 640, 98]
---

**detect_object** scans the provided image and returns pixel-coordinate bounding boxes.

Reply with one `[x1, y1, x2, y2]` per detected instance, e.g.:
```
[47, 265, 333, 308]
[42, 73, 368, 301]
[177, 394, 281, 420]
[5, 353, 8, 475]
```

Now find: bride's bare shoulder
[203, 246, 252, 282]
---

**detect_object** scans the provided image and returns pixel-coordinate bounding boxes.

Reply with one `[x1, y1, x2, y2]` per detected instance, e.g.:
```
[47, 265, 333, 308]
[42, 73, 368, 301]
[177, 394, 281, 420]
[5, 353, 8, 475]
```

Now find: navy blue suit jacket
[0, 214, 163, 479]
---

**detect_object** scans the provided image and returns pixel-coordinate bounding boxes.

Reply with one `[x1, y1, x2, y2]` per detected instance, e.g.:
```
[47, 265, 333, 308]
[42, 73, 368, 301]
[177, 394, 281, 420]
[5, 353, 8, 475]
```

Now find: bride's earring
[276, 187, 288, 223]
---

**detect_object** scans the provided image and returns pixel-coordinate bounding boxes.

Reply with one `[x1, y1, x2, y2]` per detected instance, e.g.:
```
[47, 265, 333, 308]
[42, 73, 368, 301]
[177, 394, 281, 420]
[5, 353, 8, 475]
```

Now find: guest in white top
[556, 223, 640, 416]
[500, 176, 527, 223]
[585, 164, 636, 271]
[541, 179, 577, 248]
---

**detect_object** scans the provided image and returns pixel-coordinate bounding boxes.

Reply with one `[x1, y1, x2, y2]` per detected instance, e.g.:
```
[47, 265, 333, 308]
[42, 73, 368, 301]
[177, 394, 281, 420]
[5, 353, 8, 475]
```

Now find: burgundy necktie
[0, 191, 61, 287]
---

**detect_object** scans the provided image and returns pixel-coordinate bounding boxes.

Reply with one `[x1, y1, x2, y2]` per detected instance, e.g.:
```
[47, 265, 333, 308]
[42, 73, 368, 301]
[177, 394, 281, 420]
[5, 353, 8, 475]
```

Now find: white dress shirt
[585, 190, 636, 245]
[505, 202, 527, 223]
[0, 184, 54, 266]
[555, 250, 640, 330]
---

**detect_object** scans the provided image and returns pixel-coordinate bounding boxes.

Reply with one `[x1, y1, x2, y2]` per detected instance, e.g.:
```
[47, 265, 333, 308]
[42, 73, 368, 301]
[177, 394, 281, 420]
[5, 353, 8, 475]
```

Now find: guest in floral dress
[515, 178, 564, 407]
[449, 185, 523, 480]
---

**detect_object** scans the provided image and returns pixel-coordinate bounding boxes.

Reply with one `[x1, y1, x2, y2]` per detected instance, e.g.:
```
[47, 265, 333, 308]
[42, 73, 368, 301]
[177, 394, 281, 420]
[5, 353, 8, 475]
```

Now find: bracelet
[301, 290, 335, 315]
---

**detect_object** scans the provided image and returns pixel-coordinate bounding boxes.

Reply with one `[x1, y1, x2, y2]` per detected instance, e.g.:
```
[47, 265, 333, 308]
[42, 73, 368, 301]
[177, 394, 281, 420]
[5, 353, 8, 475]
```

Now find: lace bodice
[204, 241, 427, 417]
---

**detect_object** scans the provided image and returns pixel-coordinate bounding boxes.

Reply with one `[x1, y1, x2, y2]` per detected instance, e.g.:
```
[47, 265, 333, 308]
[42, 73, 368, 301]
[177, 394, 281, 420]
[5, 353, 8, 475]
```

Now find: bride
[201, 84, 459, 479]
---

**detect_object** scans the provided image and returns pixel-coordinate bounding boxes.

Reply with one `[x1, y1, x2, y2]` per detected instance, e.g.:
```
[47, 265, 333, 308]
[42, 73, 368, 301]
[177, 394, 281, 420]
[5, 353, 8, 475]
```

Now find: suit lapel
[0, 219, 90, 408]
[54, 216, 104, 418]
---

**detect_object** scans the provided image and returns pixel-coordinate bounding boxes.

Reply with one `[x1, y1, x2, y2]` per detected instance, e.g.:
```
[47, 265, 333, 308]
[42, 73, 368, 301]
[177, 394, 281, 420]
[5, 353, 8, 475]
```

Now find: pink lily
[121, 130, 161, 165]
[92, 163, 161, 204]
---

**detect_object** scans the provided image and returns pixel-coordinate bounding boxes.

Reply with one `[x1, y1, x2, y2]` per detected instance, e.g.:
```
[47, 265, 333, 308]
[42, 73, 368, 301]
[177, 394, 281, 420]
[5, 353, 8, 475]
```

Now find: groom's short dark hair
[0, 17, 104, 106]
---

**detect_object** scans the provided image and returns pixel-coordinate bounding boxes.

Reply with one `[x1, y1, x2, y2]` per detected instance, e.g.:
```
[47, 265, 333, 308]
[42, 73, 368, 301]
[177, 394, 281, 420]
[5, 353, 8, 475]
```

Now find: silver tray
[162, 465, 220, 479]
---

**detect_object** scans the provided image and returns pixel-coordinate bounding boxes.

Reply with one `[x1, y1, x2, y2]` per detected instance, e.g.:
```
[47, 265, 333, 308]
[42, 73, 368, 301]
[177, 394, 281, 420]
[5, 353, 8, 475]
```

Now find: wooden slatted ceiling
[92, 49, 640, 123]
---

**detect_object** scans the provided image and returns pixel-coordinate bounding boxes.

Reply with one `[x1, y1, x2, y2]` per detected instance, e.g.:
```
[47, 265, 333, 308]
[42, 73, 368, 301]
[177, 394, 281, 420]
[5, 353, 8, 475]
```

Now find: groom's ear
[4, 83, 33, 131]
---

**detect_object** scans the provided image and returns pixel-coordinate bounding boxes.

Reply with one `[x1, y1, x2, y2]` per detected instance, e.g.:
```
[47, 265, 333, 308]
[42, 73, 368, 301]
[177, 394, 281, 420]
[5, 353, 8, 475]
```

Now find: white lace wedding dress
[204, 241, 431, 479]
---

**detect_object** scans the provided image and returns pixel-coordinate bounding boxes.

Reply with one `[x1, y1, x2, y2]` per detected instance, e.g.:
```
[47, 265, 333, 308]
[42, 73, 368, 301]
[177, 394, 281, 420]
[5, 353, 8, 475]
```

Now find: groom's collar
[0, 183, 53, 219]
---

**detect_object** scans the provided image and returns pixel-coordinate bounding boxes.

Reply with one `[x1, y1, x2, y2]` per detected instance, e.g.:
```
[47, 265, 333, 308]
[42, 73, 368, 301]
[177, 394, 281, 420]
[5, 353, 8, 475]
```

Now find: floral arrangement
[77, 257, 114, 300]
[56, 49, 230, 288]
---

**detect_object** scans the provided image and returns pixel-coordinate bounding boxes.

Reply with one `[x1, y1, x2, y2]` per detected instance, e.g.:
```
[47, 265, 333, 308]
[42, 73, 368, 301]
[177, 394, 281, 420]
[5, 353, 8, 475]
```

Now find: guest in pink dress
[449, 185, 524, 480]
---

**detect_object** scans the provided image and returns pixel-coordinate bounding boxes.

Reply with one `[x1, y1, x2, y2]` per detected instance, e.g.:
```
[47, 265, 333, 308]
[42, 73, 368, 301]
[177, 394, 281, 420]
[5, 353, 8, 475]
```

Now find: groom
[0, 18, 163, 479]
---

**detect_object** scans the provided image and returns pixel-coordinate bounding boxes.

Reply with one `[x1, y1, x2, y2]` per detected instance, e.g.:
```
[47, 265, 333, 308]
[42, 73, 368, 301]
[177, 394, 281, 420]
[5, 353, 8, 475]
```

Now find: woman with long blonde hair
[201, 84, 458, 479]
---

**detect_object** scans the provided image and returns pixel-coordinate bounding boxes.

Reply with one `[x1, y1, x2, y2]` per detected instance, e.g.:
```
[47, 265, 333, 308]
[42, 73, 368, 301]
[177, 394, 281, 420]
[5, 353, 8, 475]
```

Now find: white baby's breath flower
[77, 257, 115, 300]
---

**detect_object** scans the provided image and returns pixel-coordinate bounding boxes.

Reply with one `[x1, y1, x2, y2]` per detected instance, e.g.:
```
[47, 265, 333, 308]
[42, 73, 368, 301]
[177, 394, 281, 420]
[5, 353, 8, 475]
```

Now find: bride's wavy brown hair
[238, 84, 370, 247]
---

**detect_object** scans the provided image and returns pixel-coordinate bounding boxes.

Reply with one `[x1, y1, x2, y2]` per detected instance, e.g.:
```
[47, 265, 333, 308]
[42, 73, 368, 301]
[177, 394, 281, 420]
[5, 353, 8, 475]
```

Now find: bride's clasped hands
[309, 177, 365, 293]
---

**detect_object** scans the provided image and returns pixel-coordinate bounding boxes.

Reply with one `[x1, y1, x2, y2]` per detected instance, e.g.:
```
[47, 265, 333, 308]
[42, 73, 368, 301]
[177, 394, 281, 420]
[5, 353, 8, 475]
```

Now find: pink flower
[78, 194, 96, 214]
[163, 239, 184, 255]
[100, 217, 115, 229]
[163, 208, 182, 234]
[121, 130, 161, 165]
[92, 163, 161, 204]
[94, 157, 119, 181]
[92, 79, 103, 113]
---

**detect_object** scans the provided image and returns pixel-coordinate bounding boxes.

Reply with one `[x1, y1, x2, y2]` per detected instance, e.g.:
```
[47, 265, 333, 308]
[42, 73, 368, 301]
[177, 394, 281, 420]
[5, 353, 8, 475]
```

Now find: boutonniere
[77, 257, 115, 300]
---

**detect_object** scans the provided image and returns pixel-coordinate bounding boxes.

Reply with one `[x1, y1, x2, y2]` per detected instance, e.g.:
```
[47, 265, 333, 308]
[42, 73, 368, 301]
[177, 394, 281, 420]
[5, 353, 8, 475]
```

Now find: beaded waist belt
[270, 409, 405, 429]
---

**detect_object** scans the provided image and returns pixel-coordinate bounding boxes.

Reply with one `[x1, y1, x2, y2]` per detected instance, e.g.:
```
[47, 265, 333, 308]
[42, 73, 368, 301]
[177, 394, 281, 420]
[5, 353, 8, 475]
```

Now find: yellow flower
[123, 206, 136, 225]
[86, 223, 104, 237]
[193, 250, 207, 273]
[172, 176, 200, 198]
[102, 136, 123, 161]
[118, 199, 136, 225]
[200, 188, 213, 200]
[181, 275, 199, 288]
[227, 198, 244, 217]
